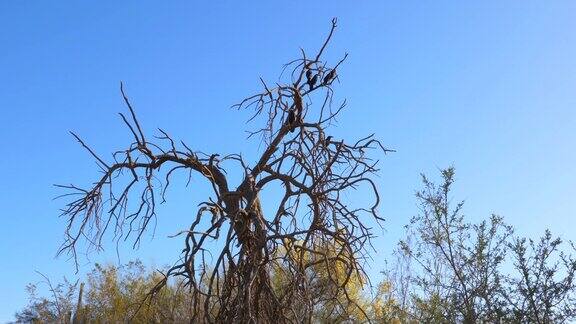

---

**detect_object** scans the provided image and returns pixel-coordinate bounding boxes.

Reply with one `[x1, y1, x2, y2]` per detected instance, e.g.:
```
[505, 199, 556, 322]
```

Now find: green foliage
[14, 278, 76, 323]
[384, 167, 576, 323]
[506, 230, 576, 322]
[14, 261, 193, 323]
[15, 167, 576, 323]
[16, 253, 402, 323]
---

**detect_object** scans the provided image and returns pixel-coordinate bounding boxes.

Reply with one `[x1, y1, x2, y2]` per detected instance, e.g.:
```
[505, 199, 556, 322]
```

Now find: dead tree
[57, 18, 392, 323]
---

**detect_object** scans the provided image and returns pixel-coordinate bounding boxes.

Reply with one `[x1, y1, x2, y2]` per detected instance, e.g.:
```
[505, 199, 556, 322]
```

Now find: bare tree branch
[57, 19, 391, 323]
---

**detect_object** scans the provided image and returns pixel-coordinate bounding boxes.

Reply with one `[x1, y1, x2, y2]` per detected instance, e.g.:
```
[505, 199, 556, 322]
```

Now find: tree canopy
[19, 168, 576, 323]
[54, 19, 391, 323]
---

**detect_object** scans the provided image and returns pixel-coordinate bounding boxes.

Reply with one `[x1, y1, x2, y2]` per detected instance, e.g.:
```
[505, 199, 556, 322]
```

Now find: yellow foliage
[271, 237, 405, 322]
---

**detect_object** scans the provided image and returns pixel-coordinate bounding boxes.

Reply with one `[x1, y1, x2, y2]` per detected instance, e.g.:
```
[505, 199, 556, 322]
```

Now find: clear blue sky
[1, 1, 575, 321]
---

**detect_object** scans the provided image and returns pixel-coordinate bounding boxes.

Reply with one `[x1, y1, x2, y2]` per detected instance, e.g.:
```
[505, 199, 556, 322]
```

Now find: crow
[306, 69, 313, 82]
[324, 135, 333, 147]
[288, 109, 296, 132]
[323, 69, 336, 85]
[308, 74, 318, 91]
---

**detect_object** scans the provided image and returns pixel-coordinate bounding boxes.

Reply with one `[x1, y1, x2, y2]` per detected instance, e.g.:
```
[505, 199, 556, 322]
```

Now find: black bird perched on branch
[287, 109, 296, 132]
[323, 69, 336, 85]
[306, 69, 313, 82]
[307, 73, 318, 91]
[324, 135, 333, 147]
